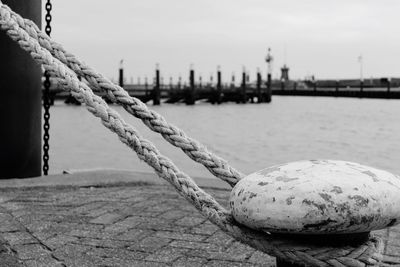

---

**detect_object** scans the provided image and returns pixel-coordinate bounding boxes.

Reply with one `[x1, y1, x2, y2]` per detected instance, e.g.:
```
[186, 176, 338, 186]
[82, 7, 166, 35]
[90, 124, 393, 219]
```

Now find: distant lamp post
[265, 48, 273, 76]
[265, 47, 273, 92]
[358, 55, 364, 82]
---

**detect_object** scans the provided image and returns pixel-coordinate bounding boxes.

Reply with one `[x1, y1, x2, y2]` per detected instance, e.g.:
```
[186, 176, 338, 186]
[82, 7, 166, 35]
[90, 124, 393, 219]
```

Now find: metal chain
[42, 0, 52, 175]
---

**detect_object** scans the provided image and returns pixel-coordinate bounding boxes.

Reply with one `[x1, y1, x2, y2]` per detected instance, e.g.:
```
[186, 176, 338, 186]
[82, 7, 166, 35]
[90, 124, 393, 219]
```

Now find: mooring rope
[0, 3, 385, 266]
[1, 4, 243, 187]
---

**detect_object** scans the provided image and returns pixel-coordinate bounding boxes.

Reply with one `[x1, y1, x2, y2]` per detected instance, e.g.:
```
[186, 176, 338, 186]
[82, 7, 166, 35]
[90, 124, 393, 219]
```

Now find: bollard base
[272, 232, 370, 267]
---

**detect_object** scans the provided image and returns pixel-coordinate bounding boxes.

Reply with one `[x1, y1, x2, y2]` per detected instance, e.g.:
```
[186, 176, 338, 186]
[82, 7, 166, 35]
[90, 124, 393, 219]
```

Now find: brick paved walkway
[0, 173, 398, 266]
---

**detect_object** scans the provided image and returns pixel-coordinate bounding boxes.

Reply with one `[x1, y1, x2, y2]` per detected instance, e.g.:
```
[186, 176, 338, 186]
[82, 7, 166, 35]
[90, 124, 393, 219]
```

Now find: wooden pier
[46, 66, 400, 105]
[48, 68, 272, 105]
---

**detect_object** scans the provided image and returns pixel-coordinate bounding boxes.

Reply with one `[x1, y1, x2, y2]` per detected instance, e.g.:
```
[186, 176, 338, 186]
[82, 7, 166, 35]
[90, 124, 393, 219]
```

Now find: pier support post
[240, 68, 247, 103]
[216, 66, 222, 104]
[256, 70, 262, 103]
[335, 80, 339, 96]
[266, 73, 272, 103]
[119, 64, 124, 88]
[360, 80, 364, 93]
[0, 0, 42, 178]
[153, 65, 161, 105]
[186, 68, 195, 105]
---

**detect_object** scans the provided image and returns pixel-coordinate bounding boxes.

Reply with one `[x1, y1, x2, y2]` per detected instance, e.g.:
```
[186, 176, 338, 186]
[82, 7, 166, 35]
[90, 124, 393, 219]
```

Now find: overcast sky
[47, 0, 400, 82]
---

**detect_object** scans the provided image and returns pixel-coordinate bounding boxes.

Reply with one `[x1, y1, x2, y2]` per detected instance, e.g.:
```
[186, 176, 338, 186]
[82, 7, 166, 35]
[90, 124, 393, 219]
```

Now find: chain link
[43, 0, 52, 175]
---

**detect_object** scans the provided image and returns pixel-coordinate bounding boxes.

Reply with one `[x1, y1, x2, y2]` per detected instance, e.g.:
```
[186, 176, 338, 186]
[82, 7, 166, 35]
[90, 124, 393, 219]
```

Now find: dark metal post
[266, 73, 272, 103]
[216, 66, 222, 104]
[335, 80, 339, 96]
[0, 0, 42, 178]
[360, 80, 364, 93]
[241, 68, 247, 103]
[119, 66, 124, 88]
[256, 69, 262, 103]
[153, 65, 160, 105]
[186, 67, 195, 105]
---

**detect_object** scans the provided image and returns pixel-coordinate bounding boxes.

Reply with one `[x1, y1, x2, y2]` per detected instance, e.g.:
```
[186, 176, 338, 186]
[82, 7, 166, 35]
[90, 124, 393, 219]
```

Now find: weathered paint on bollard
[0, 0, 42, 178]
[230, 160, 400, 234]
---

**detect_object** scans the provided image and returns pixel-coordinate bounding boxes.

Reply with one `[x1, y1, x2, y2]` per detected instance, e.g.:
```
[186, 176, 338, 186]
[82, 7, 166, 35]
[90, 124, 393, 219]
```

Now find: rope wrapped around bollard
[0, 3, 392, 266]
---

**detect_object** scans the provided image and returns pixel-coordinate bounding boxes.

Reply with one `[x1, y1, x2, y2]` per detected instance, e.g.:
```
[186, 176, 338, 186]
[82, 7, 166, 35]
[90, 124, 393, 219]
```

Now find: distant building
[280, 64, 289, 81]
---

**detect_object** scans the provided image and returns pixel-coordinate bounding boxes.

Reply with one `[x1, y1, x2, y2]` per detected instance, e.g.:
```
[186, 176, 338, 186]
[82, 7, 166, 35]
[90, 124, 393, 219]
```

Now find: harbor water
[48, 96, 400, 179]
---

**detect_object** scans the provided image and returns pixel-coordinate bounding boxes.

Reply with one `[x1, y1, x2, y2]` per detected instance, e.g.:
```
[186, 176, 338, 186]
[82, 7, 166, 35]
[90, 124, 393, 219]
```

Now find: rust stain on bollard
[229, 160, 400, 234]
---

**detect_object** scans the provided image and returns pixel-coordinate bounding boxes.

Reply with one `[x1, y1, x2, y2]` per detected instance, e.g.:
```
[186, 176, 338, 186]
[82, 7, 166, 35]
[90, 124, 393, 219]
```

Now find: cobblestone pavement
[0, 181, 398, 266]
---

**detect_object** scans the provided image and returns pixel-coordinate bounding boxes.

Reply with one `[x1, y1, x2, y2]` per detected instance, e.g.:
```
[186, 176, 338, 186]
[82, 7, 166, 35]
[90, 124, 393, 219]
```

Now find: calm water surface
[48, 96, 400, 178]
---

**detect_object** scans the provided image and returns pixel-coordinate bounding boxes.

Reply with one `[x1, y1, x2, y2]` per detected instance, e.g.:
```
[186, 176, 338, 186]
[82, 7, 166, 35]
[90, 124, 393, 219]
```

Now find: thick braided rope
[0, 5, 385, 266]
[1, 4, 243, 187]
[0, 1, 227, 231]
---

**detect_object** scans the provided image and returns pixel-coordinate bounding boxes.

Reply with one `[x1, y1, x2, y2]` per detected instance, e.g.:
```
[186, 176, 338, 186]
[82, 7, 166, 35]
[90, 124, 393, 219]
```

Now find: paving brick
[175, 216, 206, 227]
[154, 231, 206, 242]
[13, 244, 49, 260]
[44, 234, 79, 250]
[89, 212, 123, 224]
[248, 250, 276, 265]
[159, 210, 185, 221]
[117, 215, 149, 227]
[172, 256, 208, 267]
[23, 255, 64, 267]
[0, 219, 24, 233]
[1, 232, 37, 246]
[86, 247, 148, 261]
[0, 253, 22, 267]
[128, 236, 172, 253]
[70, 202, 106, 214]
[189, 221, 218, 235]
[207, 259, 255, 266]
[170, 240, 221, 251]
[113, 228, 152, 242]
[204, 230, 235, 247]
[72, 237, 131, 249]
[145, 247, 188, 263]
